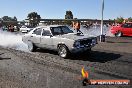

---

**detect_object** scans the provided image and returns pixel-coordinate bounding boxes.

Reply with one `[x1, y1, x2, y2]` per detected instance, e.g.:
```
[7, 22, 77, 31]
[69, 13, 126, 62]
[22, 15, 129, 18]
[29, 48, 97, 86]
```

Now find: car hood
[58, 33, 96, 40]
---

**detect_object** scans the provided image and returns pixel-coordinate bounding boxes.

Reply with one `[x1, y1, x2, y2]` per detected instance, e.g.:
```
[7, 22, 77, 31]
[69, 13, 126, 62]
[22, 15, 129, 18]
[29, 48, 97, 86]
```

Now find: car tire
[58, 45, 70, 58]
[27, 41, 37, 52]
[115, 31, 122, 37]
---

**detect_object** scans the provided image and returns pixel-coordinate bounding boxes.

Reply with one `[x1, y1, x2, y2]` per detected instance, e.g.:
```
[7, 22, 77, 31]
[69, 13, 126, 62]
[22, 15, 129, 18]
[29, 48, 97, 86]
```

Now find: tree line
[0, 11, 132, 27]
[115, 17, 132, 23]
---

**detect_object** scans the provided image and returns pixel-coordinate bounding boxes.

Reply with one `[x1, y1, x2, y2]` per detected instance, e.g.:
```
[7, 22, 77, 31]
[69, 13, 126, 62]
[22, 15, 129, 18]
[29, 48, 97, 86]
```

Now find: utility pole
[100, 0, 105, 42]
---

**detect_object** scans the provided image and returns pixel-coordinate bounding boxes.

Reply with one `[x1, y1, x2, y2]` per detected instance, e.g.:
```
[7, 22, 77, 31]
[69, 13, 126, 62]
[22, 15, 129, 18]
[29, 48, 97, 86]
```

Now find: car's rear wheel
[115, 31, 123, 37]
[27, 41, 37, 52]
[58, 45, 70, 58]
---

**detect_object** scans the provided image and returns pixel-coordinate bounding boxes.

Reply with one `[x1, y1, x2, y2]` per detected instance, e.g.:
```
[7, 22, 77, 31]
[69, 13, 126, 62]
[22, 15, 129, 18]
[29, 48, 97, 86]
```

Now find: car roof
[21, 25, 33, 28]
[31, 25, 68, 32]
[37, 25, 65, 28]
[125, 22, 132, 24]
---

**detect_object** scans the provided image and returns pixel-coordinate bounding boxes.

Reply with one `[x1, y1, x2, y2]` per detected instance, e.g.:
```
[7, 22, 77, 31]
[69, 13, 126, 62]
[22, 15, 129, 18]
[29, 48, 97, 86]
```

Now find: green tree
[64, 11, 73, 25]
[128, 17, 132, 22]
[65, 11, 73, 19]
[13, 16, 17, 21]
[116, 17, 124, 23]
[2, 16, 12, 21]
[27, 12, 41, 27]
[2, 16, 17, 21]
[1, 16, 18, 26]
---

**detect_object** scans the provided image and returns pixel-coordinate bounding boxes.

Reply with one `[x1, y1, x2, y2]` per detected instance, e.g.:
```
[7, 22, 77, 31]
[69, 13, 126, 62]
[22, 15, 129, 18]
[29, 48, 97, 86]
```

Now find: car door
[40, 29, 54, 49]
[30, 28, 42, 46]
[122, 23, 132, 36]
[129, 23, 132, 35]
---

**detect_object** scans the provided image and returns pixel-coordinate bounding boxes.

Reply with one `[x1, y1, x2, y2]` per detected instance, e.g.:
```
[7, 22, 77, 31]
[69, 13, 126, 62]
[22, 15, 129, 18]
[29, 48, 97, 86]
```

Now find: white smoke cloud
[80, 26, 114, 37]
[71, 26, 114, 37]
[0, 29, 29, 52]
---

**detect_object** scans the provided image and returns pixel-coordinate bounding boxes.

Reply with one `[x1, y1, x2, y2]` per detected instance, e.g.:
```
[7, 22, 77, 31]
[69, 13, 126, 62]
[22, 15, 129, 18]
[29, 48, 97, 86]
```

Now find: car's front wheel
[115, 31, 123, 37]
[58, 45, 70, 58]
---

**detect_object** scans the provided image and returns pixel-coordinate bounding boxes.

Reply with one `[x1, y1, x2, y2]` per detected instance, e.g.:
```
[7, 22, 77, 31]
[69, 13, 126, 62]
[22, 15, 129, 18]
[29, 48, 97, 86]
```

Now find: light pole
[100, 0, 105, 42]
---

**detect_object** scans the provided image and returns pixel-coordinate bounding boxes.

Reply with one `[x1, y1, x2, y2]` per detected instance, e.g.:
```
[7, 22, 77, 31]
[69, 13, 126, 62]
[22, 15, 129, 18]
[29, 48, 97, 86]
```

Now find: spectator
[72, 20, 83, 34]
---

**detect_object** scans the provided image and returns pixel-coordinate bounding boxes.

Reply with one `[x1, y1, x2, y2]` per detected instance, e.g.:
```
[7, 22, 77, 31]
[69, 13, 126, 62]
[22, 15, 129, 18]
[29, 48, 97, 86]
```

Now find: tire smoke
[80, 26, 114, 37]
[0, 29, 29, 52]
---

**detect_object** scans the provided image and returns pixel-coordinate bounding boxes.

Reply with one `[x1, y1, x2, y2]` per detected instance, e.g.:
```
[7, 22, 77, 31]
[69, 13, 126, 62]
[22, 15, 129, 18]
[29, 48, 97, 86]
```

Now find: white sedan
[20, 25, 34, 33]
[22, 25, 97, 58]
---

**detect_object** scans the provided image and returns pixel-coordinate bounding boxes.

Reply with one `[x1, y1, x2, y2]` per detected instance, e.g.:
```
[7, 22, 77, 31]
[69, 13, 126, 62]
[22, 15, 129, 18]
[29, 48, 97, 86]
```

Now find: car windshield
[21, 25, 33, 28]
[26, 25, 34, 28]
[50, 26, 73, 35]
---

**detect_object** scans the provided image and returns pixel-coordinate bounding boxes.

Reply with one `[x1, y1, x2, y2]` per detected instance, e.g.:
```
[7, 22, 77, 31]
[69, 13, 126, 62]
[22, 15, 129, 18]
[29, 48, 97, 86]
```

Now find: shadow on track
[36, 49, 58, 55]
[70, 51, 122, 63]
[0, 53, 11, 60]
[0, 57, 11, 60]
[105, 36, 132, 43]
[35, 49, 122, 63]
[106, 41, 132, 43]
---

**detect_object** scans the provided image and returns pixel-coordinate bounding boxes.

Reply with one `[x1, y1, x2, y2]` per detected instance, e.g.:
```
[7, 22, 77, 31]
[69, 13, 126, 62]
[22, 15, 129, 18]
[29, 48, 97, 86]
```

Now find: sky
[0, 0, 131, 21]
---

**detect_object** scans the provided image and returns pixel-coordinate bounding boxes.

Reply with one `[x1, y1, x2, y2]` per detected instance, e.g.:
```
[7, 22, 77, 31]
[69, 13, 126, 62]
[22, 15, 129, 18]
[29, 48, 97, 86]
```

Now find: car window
[26, 25, 33, 28]
[123, 23, 132, 28]
[22, 26, 26, 28]
[50, 27, 62, 35]
[127, 23, 132, 28]
[42, 29, 51, 36]
[32, 28, 42, 35]
[61, 26, 73, 34]
[50, 26, 73, 35]
[123, 24, 128, 28]
[130, 24, 132, 28]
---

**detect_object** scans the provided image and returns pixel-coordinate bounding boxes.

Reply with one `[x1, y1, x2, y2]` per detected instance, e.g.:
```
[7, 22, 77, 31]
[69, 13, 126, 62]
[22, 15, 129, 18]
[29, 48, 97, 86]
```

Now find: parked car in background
[110, 22, 132, 37]
[2, 26, 8, 31]
[20, 25, 34, 33]
[22, 25, 97, 58]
